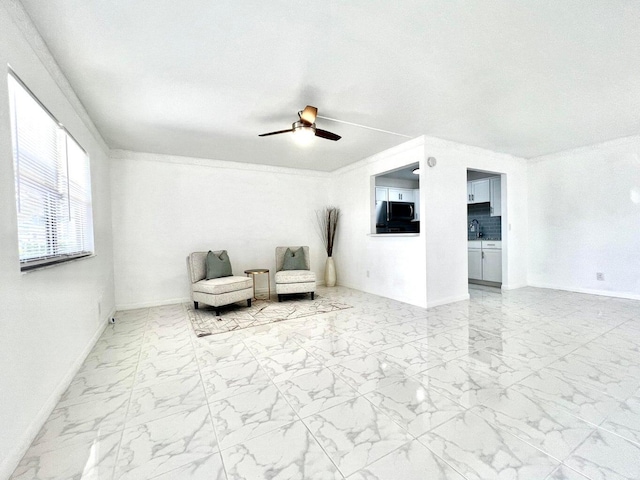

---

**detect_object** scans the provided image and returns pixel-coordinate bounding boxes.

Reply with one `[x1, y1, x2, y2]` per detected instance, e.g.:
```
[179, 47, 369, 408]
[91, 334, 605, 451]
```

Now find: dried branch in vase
[316, 206, 340, 257]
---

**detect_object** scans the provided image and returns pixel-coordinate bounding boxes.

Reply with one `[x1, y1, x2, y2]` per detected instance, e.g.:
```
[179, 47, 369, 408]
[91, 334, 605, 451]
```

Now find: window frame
[8, 69, 95, 272]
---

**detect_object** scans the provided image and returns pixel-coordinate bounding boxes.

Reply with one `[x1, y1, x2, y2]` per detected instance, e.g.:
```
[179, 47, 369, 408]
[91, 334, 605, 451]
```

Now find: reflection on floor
[10, 285, 640, 479]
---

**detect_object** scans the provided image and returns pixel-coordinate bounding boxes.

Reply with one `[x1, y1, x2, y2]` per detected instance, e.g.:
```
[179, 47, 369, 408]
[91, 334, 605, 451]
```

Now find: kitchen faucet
[469, 219, 480, 239]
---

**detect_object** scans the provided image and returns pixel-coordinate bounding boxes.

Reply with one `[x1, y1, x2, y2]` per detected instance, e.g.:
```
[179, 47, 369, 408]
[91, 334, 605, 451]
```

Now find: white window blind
[8, 72, 94, 271]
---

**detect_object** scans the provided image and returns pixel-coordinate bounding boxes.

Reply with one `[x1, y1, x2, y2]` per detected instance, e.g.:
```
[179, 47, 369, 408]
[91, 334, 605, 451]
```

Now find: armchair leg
[247, 299, 252, 308]
[215, 308, 220, 316]
[194, 301, 199, 310]
[278, 294, 282, 302]
[311, 292, 315, 300]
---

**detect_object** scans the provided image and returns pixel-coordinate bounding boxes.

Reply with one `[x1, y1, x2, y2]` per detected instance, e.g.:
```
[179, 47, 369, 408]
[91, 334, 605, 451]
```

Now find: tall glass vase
[325, 257, 336, 287]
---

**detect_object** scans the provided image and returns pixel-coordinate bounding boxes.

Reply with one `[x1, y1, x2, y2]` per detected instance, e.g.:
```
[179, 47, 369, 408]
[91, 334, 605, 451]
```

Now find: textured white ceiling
[18, 0, 640, 171]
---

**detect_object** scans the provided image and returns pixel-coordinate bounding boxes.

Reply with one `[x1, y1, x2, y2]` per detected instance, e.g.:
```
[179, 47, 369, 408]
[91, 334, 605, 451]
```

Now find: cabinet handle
[472, 194, 474, 201]
[482, 251, 485, 259]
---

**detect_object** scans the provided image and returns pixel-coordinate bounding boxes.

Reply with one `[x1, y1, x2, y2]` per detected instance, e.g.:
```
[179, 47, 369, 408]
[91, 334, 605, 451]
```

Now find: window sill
[21, 253, 96, 273]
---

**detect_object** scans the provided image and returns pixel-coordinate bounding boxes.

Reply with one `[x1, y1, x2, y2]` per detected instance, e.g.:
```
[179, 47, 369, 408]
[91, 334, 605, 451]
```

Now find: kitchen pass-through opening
[372, 163, 420, 235]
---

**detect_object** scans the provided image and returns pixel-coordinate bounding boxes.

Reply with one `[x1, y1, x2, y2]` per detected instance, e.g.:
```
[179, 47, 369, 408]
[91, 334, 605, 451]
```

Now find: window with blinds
[8, 72, 94, 271]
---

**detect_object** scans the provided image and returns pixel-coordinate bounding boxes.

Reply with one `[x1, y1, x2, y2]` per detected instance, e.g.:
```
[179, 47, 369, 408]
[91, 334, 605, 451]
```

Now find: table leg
[247, 273, 257, 300]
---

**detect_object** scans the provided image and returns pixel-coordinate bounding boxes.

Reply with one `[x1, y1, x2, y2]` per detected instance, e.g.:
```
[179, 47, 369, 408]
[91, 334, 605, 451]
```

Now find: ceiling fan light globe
[293, 125, 315, 146]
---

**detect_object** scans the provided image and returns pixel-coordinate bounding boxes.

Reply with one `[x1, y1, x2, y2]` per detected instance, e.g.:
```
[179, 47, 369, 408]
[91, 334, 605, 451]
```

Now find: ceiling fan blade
[258, 128, 295, 137]
[300, 105, 318, 124]
[315, 128, 341, 141]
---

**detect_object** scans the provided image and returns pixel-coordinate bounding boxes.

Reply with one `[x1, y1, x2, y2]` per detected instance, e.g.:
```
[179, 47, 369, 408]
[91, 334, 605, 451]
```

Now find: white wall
[330, 136, 529, 308]
[528, 136, 640, 299]
[0, 2, 115, 477]
[421, 137, 529, 305]
[110, 151, 331, 309]
[330, 138, 428, 307]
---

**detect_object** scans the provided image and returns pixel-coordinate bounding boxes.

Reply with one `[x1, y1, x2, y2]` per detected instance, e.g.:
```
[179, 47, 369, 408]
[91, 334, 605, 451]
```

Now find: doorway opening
[466, 169, 505, 291]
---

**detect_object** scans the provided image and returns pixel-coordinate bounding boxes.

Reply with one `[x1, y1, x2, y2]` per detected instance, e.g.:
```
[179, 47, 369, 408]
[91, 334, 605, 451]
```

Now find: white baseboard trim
[116, 283, 334, 311]
[335, 281, 427, 308]
[501, 283, 528, 290]
[1, 313, 110, 479]
[116, 297, 190, 311]
[427, 293, 470, 309]
[527, 282, 640, 301]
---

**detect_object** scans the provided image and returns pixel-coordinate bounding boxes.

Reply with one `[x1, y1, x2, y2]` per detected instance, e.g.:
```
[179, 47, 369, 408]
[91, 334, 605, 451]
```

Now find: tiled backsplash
[468, 203, 501, 240]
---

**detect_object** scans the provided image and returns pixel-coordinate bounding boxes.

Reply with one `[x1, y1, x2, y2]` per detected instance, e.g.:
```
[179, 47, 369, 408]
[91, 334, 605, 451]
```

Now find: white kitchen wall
[330, 136, 529, 308]
[110, 151, 331, 309]
[0, 2, 115, 477]
[330, 138, 428, 307]
[421, 136, 529, 304]
[528, 136, 640, 299]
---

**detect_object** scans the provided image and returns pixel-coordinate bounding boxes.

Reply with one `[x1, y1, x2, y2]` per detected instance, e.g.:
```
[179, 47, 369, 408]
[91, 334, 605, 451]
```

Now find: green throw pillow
[282, 247, 307, 271]
[206, 250, 232, 279]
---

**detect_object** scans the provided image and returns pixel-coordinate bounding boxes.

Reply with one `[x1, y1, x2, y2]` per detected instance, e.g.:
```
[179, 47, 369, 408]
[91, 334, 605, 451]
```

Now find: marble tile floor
[9, 285, 640, 480]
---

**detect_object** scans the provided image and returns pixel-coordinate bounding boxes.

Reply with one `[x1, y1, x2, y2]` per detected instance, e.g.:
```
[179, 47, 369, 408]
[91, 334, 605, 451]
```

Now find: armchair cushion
[275, 270, 316, 284]
[192, 276, 252, 295]
[282, 247, 307, 271]
[206, 250, 232, 279]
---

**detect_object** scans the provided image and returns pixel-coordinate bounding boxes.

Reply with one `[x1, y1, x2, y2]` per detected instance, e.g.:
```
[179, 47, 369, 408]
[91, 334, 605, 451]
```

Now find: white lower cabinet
[468, 241, 502, 283]
[468, 248, 483, 280]
[482, 249, 502, 282]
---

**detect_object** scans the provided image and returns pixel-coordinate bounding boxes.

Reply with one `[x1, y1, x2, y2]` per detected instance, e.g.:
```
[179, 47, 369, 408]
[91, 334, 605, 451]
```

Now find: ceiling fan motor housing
[293, 120, 315, 132]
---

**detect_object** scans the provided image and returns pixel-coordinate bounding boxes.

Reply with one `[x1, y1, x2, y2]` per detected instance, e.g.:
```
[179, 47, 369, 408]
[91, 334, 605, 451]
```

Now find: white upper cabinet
[375, 187, 388, 202]
[388, 188, 414, 202]
[467, 178, 490, 204]
[490, 176, 501, 216]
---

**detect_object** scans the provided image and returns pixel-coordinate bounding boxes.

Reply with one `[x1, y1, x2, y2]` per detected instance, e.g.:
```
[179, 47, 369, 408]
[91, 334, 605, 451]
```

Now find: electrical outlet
[596, 272, 605, 281]
[366, 270, 370, 278]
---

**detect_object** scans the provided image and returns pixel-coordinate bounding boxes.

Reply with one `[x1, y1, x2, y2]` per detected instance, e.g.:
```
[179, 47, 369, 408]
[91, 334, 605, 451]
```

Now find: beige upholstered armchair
[187, 251, 253, 315]
[275, 246, 316, 301]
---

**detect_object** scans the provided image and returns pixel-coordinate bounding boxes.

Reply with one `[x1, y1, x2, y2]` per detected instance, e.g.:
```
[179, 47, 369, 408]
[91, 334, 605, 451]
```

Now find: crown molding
[110, 150, 333, 178]
[422, 135, 527, 164]
[331, 136, 425, 176]
[528, 135, 640, 164]
[2, 0, 109, 153]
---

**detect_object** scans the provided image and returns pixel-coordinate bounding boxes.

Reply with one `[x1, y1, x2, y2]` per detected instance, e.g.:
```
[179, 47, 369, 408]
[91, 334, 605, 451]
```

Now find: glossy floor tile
[9, 285, 640, 479]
